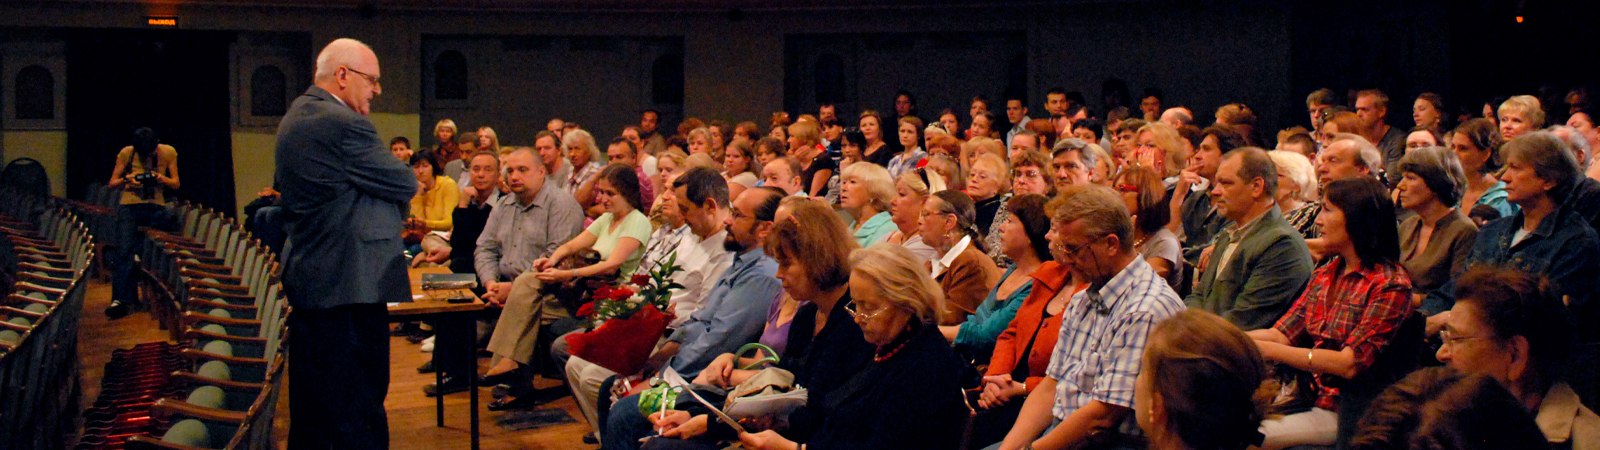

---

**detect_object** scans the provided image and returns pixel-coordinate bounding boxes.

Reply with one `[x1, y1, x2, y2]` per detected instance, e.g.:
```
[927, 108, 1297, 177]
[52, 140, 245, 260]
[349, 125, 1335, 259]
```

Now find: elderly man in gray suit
[274, 38, 414, 450]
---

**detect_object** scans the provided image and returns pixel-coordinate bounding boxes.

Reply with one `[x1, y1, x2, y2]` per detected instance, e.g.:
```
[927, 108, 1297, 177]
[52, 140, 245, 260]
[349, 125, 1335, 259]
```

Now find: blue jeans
[111, 203, 177, 303]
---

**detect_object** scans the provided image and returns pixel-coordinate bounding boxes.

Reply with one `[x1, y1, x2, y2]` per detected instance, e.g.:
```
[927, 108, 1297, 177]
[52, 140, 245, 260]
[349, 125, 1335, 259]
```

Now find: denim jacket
[1423, 206, 1600, 342]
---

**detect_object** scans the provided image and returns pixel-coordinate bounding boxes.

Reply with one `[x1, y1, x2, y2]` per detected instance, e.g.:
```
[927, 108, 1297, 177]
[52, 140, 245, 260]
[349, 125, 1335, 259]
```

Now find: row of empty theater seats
[70, 184, 288, 450]
[0, 190, 95, 450]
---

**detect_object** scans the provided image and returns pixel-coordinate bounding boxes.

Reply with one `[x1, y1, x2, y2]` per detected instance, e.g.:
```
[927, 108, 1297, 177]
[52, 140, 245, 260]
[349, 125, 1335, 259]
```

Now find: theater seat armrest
[150, 398, 248, 423]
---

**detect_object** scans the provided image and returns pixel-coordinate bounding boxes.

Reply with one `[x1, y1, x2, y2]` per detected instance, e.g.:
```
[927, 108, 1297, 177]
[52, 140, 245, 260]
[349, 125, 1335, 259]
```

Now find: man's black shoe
[104, 300, 137, 320]
[422, 376, 470, 397]
[417, 360, 435, 373]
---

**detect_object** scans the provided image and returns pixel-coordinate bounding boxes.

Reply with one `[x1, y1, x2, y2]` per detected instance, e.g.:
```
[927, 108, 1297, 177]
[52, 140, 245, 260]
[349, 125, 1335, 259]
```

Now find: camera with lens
[133, 172, 159, 186]
[132, 172, 160, 199]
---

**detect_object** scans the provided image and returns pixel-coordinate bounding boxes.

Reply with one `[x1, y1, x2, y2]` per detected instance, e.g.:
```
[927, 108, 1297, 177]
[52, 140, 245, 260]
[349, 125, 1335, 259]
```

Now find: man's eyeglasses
[1438, 328, 1486, 348]
[343, 66, 380, 89]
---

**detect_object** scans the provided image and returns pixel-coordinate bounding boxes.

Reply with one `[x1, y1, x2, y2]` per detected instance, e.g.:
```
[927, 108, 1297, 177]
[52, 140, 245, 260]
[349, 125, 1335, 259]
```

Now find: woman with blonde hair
[738, 244, 967, 450]
[1132, 121, 1190, 181]
[433, 118, 460, 162]
[880, 170, 940, 261]
[840, 162, 897, 246]
[1136, 310, 1271, 450]
[1268, 150, 1322, 238]
[1497, 95, 1544, 140]
[968, 152, 1014, 266]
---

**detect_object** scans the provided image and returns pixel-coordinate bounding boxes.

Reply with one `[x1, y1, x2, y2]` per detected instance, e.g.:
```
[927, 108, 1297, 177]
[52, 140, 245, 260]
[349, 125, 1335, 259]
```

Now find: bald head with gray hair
[1548, 125, 1591, 171]
[1331, 132, 1384, 174]
[314, 38, 374, 81]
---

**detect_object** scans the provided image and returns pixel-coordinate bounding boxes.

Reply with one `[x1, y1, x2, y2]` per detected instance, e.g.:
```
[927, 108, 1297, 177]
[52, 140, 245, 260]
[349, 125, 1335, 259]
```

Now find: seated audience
[1351, 367, 1552, 450]
[605, 137, 655, 209]
[470, 148, 585, 388]
[1498, 95, 1544, 141]
[1393, 146, 1478, 315]
[721, 140, 759, 198]
[482, 163, 650, 409]
[1451, 118, 1516, 217]
[839, 162, 897, 246]
[859, 110, 900, 167]
[390, 136, 413, 161]
[653, 148, 689, 197]
[837, 128, 865, 167]
[536, 130, 575, 188]
[737, 244, 968, 450]
[969, 153, 1015, 266]
[407, 149, 460, 233]
[1318, 133, 1384, 186]
[761, 156, 805, 197]
[1187, 148, 1314, 330]
[1170, 125, 1247, 264]
[940, 194, 1051, 362]
[993, 185, 1186, 450]
[1423, 132, 1600, 347]
[652, 168, 738, 323]
[565, 129, 606, 202]
[1010, 150, 1054, 197]
[1114, 166, 1181, 287]
[752, 136, 785, 175]
[564, 187, 784, 436]
[920, 190, 1002, 325]
[1433, 266, 1598, 449]
[1131, 121, 1189, 187]
[1248, 177, 1415, 449]
[888, 116, 928, 178]
[1267, 150, 1321, 238]
[880, 170, 940, 261]
[971, 245, 1080, 446]
[789, 120, 834, 199]
[1136, 310, 1270, 450]
[602, 198, 870, 450]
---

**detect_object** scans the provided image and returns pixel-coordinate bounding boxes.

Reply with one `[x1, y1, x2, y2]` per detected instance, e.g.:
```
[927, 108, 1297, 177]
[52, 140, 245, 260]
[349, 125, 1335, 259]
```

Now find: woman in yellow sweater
[408, 149, 460, 233]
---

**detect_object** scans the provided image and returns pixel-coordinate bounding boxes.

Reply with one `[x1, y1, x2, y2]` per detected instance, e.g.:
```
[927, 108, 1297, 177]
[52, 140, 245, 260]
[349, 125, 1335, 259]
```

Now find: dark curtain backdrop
[66, 29, 237, 215]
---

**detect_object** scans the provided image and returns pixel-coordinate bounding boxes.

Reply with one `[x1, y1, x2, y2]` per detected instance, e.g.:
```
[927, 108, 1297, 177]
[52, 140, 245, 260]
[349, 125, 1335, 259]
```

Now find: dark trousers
[288, 303, 391, 450]
[110, 203, 176, 303]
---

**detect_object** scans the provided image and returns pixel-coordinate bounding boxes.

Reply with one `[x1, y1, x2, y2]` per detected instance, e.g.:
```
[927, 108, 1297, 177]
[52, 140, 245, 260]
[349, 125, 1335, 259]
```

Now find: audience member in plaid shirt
[1249, 178, 1415, 450]
[990, 185, 1184, 450]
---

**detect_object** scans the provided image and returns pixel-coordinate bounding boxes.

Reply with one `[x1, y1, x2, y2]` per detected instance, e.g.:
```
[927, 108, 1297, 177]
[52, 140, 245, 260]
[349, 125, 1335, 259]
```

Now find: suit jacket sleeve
[1224, 234, 1313, 330]
[341, 119, 417, 204]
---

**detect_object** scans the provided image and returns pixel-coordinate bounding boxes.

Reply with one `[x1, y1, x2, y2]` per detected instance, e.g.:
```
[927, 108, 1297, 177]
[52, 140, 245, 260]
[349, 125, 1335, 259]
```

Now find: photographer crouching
[105, 127, 181, 319]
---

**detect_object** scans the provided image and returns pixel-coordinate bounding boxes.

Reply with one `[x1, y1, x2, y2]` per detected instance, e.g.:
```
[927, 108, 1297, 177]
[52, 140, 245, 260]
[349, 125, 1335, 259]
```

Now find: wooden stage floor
[75, 278, 599, 450]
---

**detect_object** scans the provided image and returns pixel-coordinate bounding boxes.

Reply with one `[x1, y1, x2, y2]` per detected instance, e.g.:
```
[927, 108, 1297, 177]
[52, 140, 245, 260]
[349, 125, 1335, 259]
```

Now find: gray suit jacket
[274, 86, 418, 309]
[1184, 207, 1314, 330]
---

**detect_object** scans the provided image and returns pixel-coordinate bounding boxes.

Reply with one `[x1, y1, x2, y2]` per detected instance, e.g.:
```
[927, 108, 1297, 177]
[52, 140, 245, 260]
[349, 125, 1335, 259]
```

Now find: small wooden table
[390, 267, 486, 450]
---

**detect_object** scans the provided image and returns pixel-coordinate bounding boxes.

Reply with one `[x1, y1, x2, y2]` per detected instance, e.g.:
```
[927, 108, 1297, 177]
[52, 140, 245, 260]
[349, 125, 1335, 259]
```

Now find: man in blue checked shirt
[991, 185, 1185, 450]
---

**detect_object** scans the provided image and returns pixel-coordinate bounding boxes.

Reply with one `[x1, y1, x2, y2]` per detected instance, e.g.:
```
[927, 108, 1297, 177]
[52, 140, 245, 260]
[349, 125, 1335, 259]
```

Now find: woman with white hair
[1269, 150, 1322, 238]
[564, 128, 606, 201]
[840, 162, 898, 246]
[738, 244, 968, 450]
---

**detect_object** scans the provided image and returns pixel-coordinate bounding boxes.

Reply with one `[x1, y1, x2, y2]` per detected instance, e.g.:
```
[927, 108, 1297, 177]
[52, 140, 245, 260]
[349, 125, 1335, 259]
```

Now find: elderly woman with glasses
[968, 152, 1015, 266]
[739, 244, 968, 450]
[920, 190, 1002, 326]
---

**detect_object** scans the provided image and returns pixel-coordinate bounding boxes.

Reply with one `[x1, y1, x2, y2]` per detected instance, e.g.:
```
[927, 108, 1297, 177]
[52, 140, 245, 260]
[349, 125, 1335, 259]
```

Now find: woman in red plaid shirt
[1248, 177, 1415, 449]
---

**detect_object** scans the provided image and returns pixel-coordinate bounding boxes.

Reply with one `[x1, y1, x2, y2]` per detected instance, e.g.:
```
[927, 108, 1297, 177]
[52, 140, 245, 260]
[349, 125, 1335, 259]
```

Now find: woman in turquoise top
[534, 164, 653, 283]
[839, 161, 898, 247]
[1452, 118, 1518, 218]
[940, 194, 1052, 360]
